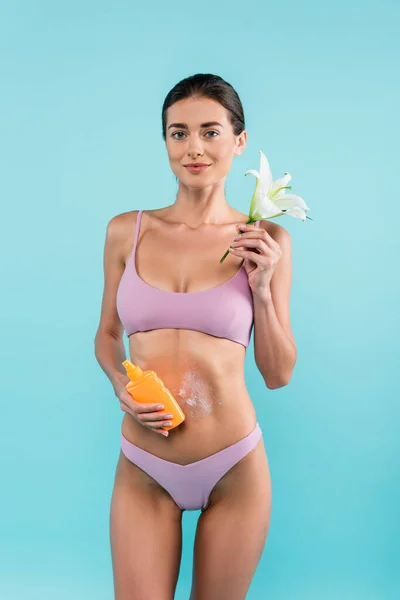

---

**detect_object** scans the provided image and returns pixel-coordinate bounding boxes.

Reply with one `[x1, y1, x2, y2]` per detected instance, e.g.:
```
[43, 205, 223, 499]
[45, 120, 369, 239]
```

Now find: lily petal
[285, 206, 307, 220]
[258, 194, 283, 219]
[274, 193, 310, 211]
[269, 173, 292, 199]
[258, 150, 273, 193]
[245, 169, 260, 178]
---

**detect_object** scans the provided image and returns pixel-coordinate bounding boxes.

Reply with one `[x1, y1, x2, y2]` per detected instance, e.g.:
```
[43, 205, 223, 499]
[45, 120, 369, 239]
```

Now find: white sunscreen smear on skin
[177, 370, 221, 417]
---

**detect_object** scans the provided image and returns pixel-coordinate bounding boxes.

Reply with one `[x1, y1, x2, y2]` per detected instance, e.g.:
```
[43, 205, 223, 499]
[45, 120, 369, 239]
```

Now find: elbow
[93, 327, 123, 363]
[256, 344, 297, 390]
[95, 326, 122, 344]
[264, 371, 293, 390]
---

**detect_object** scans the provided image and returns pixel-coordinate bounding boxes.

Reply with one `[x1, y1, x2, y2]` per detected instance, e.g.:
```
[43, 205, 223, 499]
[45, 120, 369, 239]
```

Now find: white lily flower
[219, 150, 311, 263]
[245, 150, 310, 222]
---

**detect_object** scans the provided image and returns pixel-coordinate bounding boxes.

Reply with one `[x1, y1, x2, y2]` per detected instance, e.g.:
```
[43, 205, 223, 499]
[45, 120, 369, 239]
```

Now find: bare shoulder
[105, 210, 139, 254]
[95, 211, 139, 338]
[106, 210, 138, 237]
[259, 219, 291, 246]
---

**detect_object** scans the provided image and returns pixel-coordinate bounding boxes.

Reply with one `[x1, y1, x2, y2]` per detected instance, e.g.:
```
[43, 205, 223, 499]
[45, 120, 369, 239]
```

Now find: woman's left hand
[229, 223, 282, 295]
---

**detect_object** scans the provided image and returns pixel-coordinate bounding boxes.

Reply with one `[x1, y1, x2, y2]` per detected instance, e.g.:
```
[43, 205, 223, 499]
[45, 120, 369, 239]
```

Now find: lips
[184, 164, 211, 173]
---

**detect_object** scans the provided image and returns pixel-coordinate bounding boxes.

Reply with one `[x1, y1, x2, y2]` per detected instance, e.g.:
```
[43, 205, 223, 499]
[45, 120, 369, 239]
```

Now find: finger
[233, 230, 277, 247]
[144, 422, 169, 437]
[139, 411, 173, 422]
[229, 247, 265, 264]
[231, 229, 277, 248]
[125, 388, 165, 412]
[144, 421, 171, 437]
[230, 238, 268, 253]
[134, 402, 167, 413]
[120, 400, 167, 419]
[121, 407, 170, 436]
[237, 223, 259, 232]
[143, 418, 172, 428]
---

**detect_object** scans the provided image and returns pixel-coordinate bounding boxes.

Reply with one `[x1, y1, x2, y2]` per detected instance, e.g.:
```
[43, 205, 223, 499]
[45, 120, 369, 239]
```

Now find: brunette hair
[161, 73, 245, 140]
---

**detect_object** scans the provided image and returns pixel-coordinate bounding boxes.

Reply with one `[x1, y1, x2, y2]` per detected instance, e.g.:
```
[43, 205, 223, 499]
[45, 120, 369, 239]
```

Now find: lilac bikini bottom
[120, 422, 263, 512]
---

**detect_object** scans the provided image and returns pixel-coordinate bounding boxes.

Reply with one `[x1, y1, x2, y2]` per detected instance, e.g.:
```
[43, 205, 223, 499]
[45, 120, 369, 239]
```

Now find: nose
[187, 141, 204, 158]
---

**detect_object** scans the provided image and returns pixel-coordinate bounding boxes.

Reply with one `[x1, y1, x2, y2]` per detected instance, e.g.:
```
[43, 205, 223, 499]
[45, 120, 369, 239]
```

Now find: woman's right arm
[93, 213, 171, 437]
[94, 213, 130, 398]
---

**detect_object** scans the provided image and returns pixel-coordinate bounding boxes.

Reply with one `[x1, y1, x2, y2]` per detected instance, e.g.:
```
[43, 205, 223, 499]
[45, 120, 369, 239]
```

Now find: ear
[234, 129, 247, 156]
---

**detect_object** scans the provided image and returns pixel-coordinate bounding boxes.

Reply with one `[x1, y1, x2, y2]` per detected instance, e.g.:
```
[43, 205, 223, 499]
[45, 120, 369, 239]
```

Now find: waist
[128, 329, 247, 387]
[121, 388, 257, 465]
[122, 329, 255, 463]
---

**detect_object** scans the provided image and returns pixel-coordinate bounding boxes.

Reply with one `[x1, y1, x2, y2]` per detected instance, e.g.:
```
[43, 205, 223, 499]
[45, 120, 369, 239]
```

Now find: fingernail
[157, 405, 164, 410]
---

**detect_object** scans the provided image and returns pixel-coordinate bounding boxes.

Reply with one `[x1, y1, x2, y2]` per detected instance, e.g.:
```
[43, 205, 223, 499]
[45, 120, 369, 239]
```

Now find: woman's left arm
[230, 221, 297, 388]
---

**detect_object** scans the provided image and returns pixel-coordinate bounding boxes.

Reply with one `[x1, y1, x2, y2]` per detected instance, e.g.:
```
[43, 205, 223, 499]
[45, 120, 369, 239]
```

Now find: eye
[171, 131, 186, 139]
[171, 130, 219, 140]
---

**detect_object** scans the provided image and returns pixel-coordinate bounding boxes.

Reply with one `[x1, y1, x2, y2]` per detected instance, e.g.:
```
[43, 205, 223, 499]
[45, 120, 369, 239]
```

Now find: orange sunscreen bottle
[122, 360, 185, 432]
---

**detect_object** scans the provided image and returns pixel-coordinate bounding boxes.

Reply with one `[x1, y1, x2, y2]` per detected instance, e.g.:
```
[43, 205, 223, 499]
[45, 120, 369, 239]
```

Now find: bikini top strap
[133, 209, 144, 254]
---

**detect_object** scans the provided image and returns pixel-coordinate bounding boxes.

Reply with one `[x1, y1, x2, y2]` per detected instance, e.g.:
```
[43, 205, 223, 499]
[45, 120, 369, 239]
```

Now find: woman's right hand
[116, 382, 172, 437]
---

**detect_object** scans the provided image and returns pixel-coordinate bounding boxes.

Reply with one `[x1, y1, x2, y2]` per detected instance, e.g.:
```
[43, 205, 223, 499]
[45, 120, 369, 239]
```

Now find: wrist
[112, 372, 130, 397]
[252, 287, 273, 302]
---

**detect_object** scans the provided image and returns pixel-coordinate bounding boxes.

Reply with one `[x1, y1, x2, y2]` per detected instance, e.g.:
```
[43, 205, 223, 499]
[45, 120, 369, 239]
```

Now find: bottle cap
[122, 360, 143, 381]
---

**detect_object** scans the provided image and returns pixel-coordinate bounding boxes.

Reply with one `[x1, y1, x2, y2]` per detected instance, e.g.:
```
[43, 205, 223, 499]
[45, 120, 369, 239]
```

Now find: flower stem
[219, 217, 257, 264]
[219, 248, 230, 264]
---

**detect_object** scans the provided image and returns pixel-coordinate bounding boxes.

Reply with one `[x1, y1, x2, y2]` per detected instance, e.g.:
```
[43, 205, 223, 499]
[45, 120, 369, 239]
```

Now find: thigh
[189, 437, 272, 600]
[110, 450, 183, 600]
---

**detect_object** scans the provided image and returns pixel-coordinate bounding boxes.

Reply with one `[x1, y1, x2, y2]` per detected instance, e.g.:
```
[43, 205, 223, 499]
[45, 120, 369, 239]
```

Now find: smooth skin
[110, 433, 271, 600]
[96, 96, 294, 599]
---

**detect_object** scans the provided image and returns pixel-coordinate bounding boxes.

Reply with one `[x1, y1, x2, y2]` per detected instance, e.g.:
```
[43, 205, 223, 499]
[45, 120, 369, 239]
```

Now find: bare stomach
[121, 328, 258, 465]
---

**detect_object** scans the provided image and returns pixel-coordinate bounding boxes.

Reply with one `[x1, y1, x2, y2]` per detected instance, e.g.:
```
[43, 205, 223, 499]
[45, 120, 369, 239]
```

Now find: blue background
[1, 0, 399, 598]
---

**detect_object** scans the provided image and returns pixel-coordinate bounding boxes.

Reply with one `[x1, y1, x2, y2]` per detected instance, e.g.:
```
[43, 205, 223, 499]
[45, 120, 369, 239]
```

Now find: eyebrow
[167, 121, 224, 130]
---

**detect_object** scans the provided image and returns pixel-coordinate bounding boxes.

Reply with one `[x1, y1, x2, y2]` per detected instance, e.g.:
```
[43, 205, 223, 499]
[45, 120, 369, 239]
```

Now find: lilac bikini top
[116, 210, 260, 348]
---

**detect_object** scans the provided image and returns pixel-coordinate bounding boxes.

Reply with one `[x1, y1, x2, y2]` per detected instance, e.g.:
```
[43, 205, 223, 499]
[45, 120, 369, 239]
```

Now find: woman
[94, 73, 297, 600]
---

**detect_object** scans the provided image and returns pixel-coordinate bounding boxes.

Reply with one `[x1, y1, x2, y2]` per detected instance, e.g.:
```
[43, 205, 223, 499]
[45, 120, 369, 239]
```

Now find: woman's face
[165, 96, 247, 187]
